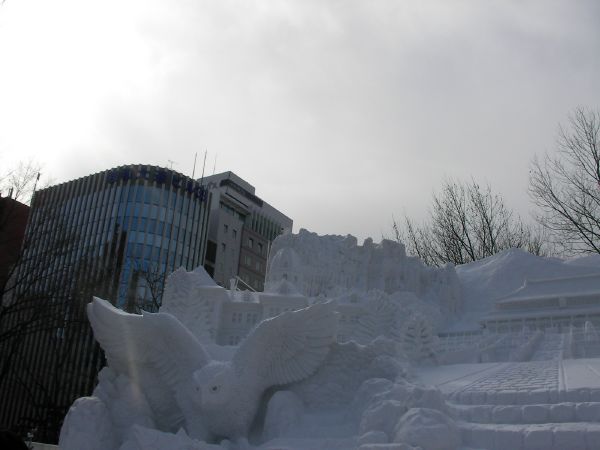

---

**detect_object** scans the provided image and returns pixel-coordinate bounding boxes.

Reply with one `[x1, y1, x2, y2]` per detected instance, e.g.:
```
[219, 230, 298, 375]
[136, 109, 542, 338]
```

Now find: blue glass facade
[27, 164, 211, 309]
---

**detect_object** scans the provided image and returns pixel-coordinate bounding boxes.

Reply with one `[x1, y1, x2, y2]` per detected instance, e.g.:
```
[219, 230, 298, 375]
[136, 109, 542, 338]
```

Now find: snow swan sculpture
[60, 297, 338, 448]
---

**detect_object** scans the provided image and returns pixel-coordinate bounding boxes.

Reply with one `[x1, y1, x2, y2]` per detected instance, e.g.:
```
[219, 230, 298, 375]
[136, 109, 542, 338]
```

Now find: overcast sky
[1, 0, 599, 242]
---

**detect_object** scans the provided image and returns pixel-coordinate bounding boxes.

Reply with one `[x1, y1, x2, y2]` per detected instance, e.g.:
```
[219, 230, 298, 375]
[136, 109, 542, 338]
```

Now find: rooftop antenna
[167, 159, 176, 169]
[191, 152, 198, 179]
[199, 149, 207, 185]
[212, 154, 217, 175]
[30, 172, 40, 205]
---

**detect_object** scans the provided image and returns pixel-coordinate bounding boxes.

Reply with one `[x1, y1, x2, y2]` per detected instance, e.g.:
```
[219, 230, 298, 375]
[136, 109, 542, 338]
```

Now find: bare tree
[0, 160, 48, 205]
[0, 163, 106, 442]
[130, 261, 167, 313]
[3, 256, 108, 444]
[394, 179, 546, 266]
[529, 107, 600, 255]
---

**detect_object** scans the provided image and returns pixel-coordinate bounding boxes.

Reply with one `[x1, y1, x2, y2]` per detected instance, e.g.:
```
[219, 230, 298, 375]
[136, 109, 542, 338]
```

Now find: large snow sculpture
[60, 297, 337, 448]
[266, 229, 462, 316]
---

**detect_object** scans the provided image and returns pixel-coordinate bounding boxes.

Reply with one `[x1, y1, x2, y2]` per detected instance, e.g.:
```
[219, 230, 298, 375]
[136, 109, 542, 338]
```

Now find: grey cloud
[15, 0, 600, 240]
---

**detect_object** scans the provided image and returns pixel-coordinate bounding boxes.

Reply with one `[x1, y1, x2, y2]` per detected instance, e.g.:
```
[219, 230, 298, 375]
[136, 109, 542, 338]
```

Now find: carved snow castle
[161, 229, 462, 352]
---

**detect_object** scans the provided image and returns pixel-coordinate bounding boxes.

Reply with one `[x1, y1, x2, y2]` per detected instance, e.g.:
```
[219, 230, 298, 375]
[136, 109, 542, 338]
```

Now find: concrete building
[201, 171, 292, 291]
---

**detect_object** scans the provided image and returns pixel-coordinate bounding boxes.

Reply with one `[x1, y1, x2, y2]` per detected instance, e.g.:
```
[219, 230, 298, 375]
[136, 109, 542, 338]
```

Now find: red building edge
[0, 196, 30, 291]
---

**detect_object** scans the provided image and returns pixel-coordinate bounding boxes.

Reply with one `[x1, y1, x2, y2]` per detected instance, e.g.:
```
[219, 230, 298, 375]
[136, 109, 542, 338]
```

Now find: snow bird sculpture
[86, 297, 338, 442]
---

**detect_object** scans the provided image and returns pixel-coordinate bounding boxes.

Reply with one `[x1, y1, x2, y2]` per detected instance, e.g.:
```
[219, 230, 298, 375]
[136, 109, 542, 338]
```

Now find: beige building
[201, 172, 292, 291]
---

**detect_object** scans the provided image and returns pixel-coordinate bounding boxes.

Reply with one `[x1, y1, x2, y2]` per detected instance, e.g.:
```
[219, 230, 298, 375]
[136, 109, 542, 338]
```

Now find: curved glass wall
[25, 164, 211, 310]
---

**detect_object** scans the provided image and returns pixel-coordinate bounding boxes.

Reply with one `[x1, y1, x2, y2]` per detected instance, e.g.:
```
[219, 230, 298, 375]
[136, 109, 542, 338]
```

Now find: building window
[221, 243, 226, 253]
[224, 224, 228, 234]
[233, 229, 237, 239]
[258, 242, 263, 254]
[255, 261, 261, 271]
[245, 255, 251, 266]
[248, 237, 253, 248]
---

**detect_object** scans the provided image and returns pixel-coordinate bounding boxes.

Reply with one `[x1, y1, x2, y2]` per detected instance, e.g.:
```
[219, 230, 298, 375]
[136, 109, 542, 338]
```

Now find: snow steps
[449, 401, 600, 424]
[262, 437, 358, 449]
[459, 421, 600, 450]
[448, 387, 600, 405]
[530, 334, 564, 361]
[447, 386, 600, 448]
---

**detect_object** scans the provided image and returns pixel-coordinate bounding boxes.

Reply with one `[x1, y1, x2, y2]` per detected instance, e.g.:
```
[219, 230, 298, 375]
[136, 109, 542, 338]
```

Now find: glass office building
[0, 164, 211, 442]
[27, 164, 211, 309]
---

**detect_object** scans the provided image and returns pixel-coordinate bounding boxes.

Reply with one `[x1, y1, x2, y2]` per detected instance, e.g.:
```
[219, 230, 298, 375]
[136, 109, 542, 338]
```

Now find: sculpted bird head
[192, 361, 235, 409]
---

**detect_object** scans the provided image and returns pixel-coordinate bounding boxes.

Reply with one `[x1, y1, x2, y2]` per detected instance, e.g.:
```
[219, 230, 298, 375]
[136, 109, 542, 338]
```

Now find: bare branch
[394, 178, 547, 266]
[529, 107, 600, 255]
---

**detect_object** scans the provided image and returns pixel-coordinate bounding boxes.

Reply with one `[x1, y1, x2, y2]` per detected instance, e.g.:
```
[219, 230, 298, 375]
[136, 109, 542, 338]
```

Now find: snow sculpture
[344, 289, 442, 359]
[159, 266, 225, 343]
[155, 237, 451, 351]
[354, 291, 402, 344]
[584, 320, 599, 343]
[401, 313, 439, 363]
[266, 229, 462, 316]
[60, 297, 337, 448]
[289, 338, 407, 410]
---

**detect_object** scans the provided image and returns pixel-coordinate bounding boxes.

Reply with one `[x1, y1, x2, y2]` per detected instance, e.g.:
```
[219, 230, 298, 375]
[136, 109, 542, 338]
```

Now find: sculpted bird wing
[289, 338, 406, 409]
[87, 297, 210, 429]
[232, 301, 338, 389]
[355, 294, 401, 343]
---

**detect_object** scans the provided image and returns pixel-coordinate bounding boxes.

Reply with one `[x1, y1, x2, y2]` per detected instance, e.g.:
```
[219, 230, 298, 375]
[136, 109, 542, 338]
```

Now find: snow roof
[228, 290, 259, 303]
[496, 272, 600, 304]
[268, 279, 303, 296]
[450, 248, 600, 332]
[482, 304, 600, 322]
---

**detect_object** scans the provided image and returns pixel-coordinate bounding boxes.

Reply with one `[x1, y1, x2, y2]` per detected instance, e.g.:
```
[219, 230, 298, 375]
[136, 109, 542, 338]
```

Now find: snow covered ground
[415, 357, 600, 450]
[412, 249, 600, 449]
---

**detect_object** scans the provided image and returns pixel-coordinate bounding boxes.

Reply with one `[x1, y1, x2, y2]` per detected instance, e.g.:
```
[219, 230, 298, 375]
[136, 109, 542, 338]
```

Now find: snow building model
[158, 229, 462, 352]
[60, 229, 600, 450]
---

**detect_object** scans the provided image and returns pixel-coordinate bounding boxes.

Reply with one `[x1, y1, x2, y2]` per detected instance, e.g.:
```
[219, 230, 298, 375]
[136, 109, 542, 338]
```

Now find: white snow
[452, 248, 600, 331]
[59, 231, 600, 450]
